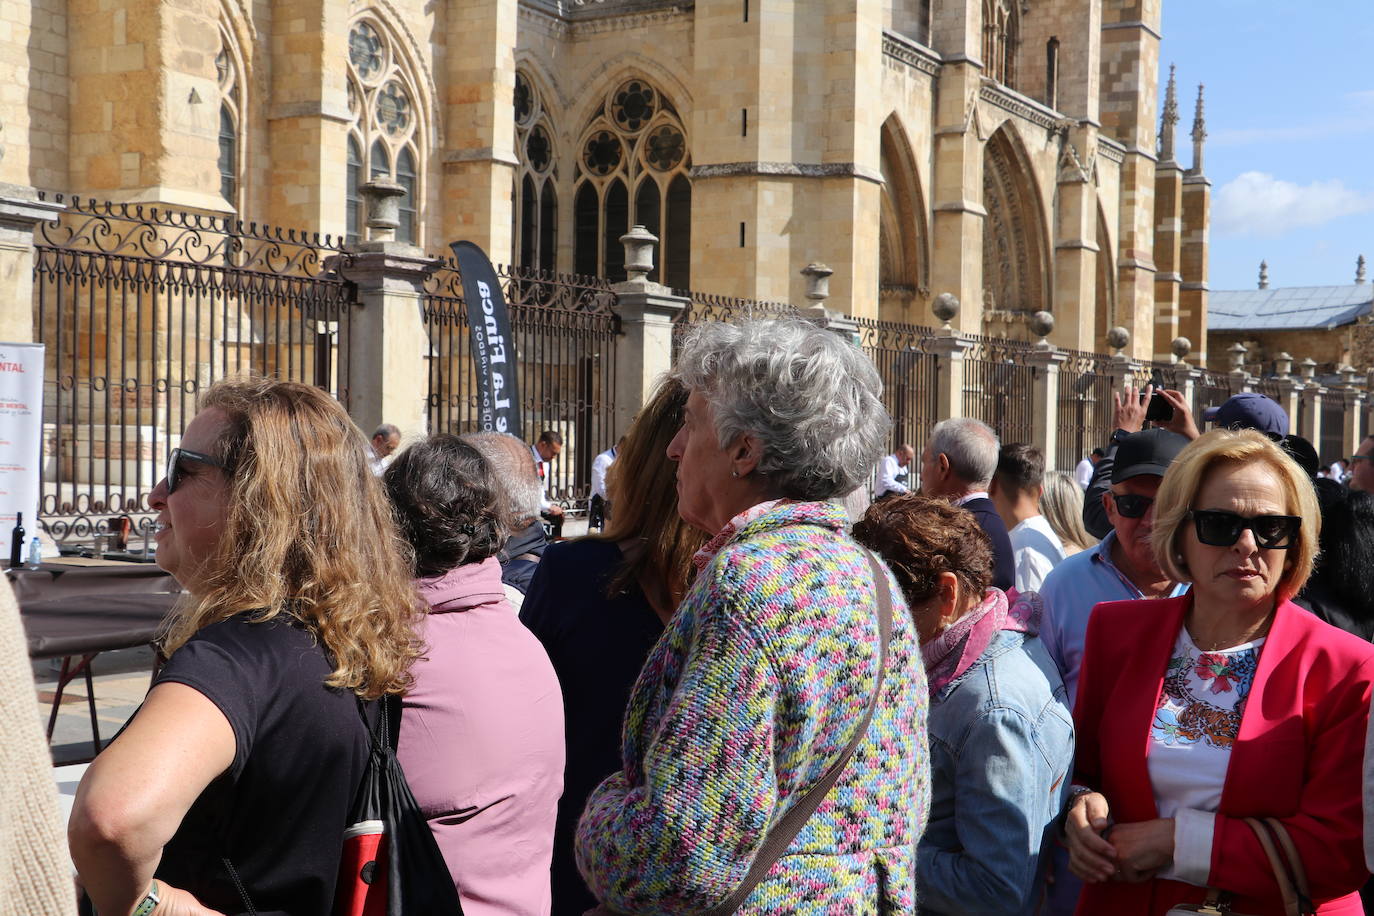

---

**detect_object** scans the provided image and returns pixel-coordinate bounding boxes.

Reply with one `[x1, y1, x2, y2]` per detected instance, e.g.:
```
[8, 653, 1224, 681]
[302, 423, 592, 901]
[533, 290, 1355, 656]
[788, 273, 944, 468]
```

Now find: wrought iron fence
[1320, 395, 1347, 464]
[1193, 369, 1231, 422]
[1056, 349, 1117, 472]
[854, 317, 940, 461]
[963, 334, 1038, 447]
[670, 290, 799, 358]
[33, 195, 355, 544]
[421, 263, 618, 505]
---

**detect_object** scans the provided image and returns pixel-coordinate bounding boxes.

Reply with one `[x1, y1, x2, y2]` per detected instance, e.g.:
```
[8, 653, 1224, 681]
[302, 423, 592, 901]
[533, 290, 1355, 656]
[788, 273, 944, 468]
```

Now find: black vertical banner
[451, 241, 522, 440]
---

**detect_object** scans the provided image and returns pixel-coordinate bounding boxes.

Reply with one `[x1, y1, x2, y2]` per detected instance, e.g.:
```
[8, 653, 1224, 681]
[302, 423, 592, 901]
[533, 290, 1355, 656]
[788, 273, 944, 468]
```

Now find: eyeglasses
[1348, 454, 1371, 465]
[164, 447, 231, 495]
[1110, 492, 1154, 519]
[1188, 509, 1301, 550]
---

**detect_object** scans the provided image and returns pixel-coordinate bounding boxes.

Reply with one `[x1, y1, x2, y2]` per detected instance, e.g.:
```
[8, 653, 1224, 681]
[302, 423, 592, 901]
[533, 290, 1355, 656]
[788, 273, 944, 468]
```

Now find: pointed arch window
[514, 71, 559, 273]
[982, 0, 1019, 88]
[572, 78, 691, 289]
[216, 25, 245, 210]
[346, 17, 425, 244]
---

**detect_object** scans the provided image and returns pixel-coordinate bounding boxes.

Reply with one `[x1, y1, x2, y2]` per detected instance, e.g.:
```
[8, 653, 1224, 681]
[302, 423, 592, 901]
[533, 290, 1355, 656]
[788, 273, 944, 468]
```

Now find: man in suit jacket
[919, 417, 1015, 591]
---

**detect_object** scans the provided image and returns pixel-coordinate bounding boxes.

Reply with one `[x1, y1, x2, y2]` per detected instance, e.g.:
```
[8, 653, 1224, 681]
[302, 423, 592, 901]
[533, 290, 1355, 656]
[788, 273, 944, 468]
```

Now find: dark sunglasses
[165, 447, 231, 495]
[1188, 509, 1301, 550]
[1110, 492, 1154, 519]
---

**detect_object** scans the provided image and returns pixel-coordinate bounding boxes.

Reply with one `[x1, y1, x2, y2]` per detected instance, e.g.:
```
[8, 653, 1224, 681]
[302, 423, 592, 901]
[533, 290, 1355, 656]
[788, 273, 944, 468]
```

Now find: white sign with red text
[0, 343, 44, 563]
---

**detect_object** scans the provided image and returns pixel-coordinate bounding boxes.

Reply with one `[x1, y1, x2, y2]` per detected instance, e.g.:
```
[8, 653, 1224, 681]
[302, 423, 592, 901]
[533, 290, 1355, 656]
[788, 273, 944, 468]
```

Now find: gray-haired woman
[575, 319, 930, 913]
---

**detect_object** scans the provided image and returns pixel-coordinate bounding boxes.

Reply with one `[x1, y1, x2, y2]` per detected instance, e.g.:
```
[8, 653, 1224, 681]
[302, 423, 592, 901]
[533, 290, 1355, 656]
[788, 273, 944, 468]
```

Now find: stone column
[265, 0, 350, 232]
[0, 186, 65, 343]
[1298, 358, 1323, 449]
[441, 0, 518, 262]
[345, 183, 439, 443]
[931, 330, 972, 423]
[610, 227, 687, 437]
[1026, 345, 1067, 470]
[1052, 124, 1101, 352]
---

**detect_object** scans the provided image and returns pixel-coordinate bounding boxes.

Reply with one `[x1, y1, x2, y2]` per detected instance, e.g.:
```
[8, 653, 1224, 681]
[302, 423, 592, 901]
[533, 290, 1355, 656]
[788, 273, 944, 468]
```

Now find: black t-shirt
[153, 615, 371, 916]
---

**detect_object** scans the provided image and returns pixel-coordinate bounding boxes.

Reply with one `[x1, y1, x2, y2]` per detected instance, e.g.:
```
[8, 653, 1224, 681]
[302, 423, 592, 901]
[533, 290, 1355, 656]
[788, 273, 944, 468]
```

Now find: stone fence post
[1024, 312, 1065, 466]
[928, 294, 970, 423]
[609, 226, 686, 437]
[1268, 353, 1301, 432]
[1298, 359, 1323, 450]
[1339, 366, 1362, 459]
[0, 184, 65, 342]
[345, 181, 439, 444]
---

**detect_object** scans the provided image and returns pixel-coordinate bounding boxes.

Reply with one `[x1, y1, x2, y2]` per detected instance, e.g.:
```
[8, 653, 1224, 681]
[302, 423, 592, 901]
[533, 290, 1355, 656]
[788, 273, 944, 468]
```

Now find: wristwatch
[131, 880, 161, 916]
[1110, 428, 1133, 446]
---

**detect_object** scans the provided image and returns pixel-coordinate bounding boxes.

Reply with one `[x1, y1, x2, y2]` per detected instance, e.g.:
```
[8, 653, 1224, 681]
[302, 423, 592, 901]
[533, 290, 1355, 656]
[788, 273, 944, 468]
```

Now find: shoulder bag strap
[701, 547, 894, 916]
[1241, 817, 1302, 916]
[1261, 818, 1315, 915]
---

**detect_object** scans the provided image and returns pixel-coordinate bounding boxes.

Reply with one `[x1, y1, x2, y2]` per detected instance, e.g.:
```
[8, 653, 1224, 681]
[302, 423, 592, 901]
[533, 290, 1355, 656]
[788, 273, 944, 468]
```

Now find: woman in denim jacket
[856, 495, 1074, 914]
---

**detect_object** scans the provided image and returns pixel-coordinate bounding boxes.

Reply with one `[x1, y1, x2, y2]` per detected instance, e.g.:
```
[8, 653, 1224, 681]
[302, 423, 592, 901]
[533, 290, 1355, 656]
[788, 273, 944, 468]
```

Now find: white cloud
[1212, 171, 1374, 238]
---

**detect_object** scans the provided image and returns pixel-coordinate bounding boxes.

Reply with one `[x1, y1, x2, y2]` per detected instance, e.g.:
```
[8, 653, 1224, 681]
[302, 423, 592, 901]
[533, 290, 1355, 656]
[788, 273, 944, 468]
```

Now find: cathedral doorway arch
[878, 116, 929, 323]
[981, 124, 1050, 338]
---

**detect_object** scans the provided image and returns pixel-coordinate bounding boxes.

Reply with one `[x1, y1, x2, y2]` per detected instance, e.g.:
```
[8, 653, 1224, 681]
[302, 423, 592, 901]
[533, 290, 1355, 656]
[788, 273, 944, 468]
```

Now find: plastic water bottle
[26, 536, 41, 570]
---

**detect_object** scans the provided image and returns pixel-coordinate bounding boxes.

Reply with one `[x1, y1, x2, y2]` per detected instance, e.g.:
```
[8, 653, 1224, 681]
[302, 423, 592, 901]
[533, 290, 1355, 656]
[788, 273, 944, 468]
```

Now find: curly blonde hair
[160, 378, 423, 699]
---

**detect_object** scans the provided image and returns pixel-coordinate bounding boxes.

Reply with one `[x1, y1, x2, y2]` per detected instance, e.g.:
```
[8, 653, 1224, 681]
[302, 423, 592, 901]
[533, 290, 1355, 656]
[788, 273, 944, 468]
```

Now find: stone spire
[1358, 254, 1368, 285]
[1159, 64, 1180, 163]
[1189, 84, 1207, 175]
[1259, 260, 1269, 290]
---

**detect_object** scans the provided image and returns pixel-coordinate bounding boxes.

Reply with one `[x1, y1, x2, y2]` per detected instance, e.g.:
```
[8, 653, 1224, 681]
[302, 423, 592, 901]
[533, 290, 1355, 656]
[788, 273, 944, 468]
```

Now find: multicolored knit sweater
[575, 500, 930, 914]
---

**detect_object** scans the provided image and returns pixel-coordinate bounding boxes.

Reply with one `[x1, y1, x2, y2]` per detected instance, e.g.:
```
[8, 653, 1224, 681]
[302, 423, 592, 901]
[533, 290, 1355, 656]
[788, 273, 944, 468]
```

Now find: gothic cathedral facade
[0, 0, 1210, 361]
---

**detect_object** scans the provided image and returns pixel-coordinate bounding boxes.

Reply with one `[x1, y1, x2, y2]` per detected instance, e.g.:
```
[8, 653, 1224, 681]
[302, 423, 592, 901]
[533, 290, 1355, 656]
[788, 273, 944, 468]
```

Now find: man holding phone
[1081, 381, 1199, 540]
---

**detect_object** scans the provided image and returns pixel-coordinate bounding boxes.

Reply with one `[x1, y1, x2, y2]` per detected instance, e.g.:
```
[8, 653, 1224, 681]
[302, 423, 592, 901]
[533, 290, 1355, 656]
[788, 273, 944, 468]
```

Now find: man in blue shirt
[1040, 425, 1190, 706]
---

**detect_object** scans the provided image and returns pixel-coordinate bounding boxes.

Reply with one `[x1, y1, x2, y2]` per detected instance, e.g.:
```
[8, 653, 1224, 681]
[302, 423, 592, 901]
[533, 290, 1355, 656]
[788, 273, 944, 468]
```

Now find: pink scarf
[691, 499, 789, 572]
[921, 588, 1041, 696]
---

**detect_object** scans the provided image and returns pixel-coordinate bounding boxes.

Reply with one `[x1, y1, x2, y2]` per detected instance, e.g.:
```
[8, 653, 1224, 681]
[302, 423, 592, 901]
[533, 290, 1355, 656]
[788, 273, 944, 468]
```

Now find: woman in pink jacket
[384, 434, 565, 915]
[1066, 429, 1374, 914]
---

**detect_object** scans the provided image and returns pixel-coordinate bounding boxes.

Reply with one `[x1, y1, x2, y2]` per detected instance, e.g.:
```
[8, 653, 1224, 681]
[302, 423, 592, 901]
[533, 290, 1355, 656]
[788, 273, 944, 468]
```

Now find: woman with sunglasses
[1065, 429, 1374, 915]
[69, 378, 422, 916]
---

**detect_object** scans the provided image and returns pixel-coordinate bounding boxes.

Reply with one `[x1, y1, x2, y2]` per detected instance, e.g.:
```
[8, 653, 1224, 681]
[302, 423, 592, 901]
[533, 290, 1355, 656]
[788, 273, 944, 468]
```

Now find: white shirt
[954, 491, 989, 507]
[874, 454, 911, 498]
[1008, 515, 1066, 593]
[1075, 457, 1094, 489]
[1148, 628, 1266, 886]
[590, 446, 618, 500]
[530, 444, 552, 512]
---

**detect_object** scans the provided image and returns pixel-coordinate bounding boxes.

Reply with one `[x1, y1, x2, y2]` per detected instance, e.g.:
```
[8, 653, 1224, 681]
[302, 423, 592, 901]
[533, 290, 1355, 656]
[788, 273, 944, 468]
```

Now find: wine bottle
[9, 511, 24, 569]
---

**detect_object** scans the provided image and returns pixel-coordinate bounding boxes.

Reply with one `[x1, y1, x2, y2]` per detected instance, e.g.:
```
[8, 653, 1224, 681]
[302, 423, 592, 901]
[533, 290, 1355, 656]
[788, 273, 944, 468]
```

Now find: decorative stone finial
[932, 292, 960, 329]
[1171, 336, 1192, 362]
[1030, 311, 1055, 348]
[800, 263, 834, 302]
[1189, 84, 1207, 176]
[1300, 357, 1318, 382]
[1258, 260, 1269, 290]
[1159, 64, 1180, 163]
[359, 179, 406, 242]
[1357, 255, 1367, 285]
[1275, 352, 1293, 378]
[619, 225, 658, 284]
[1341, 364, 1358, 388]
[1228, 341, 1248, 373]
[1107, 326, 1130, 356]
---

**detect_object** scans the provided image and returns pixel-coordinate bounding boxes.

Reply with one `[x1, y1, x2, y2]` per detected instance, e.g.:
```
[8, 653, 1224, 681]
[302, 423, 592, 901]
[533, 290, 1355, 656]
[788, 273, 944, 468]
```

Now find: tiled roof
[1209, 285, 1374, 331]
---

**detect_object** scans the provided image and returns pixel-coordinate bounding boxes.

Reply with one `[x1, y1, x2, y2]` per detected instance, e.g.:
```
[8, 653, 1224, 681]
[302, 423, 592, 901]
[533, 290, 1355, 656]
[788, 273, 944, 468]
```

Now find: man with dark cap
[1202, 391, 1289, 437]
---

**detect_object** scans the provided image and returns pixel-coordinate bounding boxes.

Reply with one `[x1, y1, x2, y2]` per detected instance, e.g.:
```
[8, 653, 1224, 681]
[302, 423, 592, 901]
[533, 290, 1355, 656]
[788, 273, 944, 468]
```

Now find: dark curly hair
[383, 435, 510, 578]
[852, 494, 993, 608]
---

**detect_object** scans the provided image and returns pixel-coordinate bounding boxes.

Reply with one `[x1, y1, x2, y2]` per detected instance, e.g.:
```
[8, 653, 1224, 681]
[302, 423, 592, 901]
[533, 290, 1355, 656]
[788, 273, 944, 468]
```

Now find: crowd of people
[6, 315, 1371, 915]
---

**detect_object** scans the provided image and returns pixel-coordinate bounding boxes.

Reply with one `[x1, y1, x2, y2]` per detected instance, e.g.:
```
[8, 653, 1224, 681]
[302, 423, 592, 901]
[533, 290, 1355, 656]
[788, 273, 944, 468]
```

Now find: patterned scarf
[691, 499, 789, 572]
[921, 588, 1042, 696]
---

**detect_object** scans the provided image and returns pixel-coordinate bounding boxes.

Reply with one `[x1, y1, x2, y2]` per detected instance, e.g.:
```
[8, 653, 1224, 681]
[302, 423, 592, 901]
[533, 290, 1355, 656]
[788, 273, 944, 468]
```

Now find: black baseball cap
[1111, 429, 1190, 483]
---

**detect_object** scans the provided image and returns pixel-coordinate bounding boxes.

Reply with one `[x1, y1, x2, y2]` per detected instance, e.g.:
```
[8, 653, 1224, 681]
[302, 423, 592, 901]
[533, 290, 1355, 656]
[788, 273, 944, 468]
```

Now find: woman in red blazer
[1066, 429, 1374, 915]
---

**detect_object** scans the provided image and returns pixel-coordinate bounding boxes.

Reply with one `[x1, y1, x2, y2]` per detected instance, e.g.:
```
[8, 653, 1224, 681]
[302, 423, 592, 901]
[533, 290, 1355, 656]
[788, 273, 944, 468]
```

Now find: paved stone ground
[35, 518, 592, 765]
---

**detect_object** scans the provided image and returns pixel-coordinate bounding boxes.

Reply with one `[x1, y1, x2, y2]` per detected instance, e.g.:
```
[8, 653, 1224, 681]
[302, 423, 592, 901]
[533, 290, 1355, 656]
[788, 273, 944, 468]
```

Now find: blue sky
[1159, 0, 1374, 291]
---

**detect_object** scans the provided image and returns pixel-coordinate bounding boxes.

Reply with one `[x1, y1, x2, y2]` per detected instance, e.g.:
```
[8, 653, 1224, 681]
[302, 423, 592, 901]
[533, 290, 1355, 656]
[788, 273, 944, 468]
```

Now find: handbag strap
[701, 547, 894, 916]
[1241, 817, 1312, 916]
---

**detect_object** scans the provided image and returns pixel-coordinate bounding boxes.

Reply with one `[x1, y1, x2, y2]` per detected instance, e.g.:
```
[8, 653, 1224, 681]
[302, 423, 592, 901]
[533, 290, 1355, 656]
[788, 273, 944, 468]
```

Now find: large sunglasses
[1188, 509, 1301, 550]
[1110, 492, 1154, 519]
[165, 447, 231, 495]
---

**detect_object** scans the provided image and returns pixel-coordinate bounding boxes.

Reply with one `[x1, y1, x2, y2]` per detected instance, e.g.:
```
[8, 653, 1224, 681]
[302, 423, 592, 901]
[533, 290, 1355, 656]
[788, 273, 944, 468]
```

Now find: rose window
[611, 80, 657, 132]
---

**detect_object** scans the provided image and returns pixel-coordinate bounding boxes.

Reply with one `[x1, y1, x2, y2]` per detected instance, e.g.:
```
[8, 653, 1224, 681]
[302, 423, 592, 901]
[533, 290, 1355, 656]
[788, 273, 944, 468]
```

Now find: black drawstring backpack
[334, 695, 465, 916]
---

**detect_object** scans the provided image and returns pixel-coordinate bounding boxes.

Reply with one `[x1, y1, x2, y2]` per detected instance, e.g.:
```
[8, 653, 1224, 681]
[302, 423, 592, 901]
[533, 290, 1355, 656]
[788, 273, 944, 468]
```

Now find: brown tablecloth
[6, 561, 177, 604]
[20, 591, 179, 660]
[7, 560, 180, 659]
